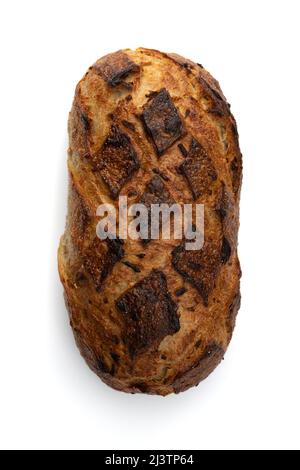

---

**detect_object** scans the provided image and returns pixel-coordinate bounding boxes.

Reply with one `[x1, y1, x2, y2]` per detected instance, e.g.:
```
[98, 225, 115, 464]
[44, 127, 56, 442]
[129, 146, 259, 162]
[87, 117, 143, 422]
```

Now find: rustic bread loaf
[58, 48, 242, 395]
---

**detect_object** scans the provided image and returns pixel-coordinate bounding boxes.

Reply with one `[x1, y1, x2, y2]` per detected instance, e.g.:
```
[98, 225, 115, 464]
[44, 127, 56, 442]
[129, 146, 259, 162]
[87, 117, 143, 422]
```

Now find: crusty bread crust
[58, 48, 242, 395]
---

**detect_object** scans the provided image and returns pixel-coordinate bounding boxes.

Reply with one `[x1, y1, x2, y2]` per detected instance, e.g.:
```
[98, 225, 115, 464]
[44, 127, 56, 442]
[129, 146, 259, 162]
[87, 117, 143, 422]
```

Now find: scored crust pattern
[94, 124, 140, 199]
[178, 138, 218, 200]
[93, 50, 140, 87]
[116, 269, 179, 356]
[141, 88, 185, 156]
[58, 48, 242, 395]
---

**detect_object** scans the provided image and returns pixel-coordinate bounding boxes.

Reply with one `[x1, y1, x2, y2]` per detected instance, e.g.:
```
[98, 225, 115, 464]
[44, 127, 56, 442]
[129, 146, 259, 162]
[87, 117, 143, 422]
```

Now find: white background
[0, 0, 299, 450]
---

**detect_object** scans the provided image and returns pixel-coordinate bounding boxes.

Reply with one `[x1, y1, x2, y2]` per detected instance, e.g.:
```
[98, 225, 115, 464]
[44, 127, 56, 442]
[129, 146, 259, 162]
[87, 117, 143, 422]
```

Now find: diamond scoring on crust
[93, 50, 139, 87]
[139, 175, 175, 242]
[172, 238, 221, 306]
[82, 237, 124, 291]
[96, 125, 140, 199]
[179, 138, 217, 200]
[116, 269, 180, 356]
[140, 175, 174, 207]
[141, 88, 185, 156]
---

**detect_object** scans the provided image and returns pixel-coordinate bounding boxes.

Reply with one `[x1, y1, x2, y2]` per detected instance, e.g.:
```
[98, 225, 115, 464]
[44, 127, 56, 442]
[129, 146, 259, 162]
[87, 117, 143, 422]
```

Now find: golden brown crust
[173, 343, 225, 393]
[58, 48, 242, 395]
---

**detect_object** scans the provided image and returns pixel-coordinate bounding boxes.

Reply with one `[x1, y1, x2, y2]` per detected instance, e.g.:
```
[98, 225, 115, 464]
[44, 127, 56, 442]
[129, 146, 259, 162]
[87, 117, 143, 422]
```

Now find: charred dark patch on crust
[152, 168, 169, 181]
[140, 175, 174, 207]
[175, 287, 186, 297]
[230, 154, 242, 196]
[122, 119, 136, 131]
[178, 143, 188, 158]
[131, 382, 151, 393]
[207, 107, 226, 117]
[97, 357, 111, 374]
[122, 260, 141, 273]
[82, 237, 124, 291]
[79, 111, 90, 131]
[110, 352, 120, 364]
[74, 270, 87, 286]
[141, 88, 185, 156]
[107, 238, 124, 259]
[221, 237, 231, 264]
[93, 51, 139, 87]
[116, 270, 180, 356]
[173, 343, 224, 393]
[179, 138, 217, 200]
[95, 125, 140, 199]
[172, 239, 221, 306]
[127, 189, 138, 198]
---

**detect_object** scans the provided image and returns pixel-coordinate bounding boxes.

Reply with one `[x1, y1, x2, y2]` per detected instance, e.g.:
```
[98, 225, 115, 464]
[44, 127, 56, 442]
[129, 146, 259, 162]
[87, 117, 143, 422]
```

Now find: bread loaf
[58, 48, 242, 395]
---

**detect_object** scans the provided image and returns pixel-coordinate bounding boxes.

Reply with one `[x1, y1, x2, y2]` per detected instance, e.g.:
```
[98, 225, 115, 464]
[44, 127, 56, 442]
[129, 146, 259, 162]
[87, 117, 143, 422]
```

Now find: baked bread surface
[58, 48, 242, 395]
